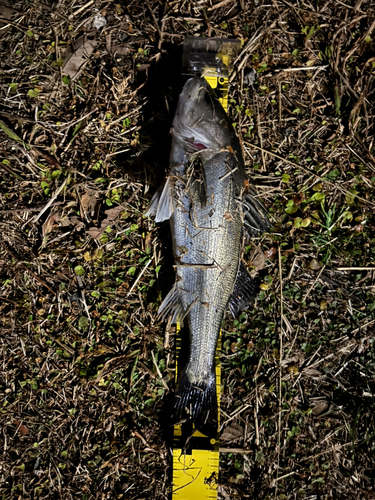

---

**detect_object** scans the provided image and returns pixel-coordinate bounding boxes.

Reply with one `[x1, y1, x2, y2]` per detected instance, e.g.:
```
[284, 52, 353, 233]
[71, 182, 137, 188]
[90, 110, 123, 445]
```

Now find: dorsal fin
[228, 261, 258, 317]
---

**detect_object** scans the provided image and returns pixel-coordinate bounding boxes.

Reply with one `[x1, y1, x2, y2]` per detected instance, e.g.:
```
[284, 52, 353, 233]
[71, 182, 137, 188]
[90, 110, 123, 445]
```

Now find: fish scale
[173, 154, 243, 386]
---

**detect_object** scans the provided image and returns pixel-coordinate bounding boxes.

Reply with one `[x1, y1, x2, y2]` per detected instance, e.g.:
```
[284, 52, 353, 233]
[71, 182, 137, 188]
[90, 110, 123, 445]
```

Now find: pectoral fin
[228, 262, 258, 317]
[145, 176, 173, 223]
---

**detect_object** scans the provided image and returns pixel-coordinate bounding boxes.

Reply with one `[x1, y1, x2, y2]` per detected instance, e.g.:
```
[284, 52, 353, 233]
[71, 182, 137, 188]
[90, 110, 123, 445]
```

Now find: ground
[0, 1, 375, 499]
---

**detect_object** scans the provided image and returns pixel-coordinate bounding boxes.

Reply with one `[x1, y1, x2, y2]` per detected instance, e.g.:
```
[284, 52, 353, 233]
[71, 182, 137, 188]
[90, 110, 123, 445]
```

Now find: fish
[146, 76, 271, 437]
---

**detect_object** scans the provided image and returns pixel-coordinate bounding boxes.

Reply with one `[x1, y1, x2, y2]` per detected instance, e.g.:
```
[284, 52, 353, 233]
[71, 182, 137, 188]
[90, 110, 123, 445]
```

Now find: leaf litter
[0, 0, 375, 499]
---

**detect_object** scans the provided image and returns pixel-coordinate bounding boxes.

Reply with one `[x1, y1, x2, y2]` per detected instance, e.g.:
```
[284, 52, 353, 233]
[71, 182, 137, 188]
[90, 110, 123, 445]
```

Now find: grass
[1, 0, 375, 499]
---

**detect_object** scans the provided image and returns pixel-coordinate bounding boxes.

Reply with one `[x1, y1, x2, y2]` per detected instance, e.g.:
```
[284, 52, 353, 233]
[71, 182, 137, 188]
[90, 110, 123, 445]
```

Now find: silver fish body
[146, 77, 270, 436]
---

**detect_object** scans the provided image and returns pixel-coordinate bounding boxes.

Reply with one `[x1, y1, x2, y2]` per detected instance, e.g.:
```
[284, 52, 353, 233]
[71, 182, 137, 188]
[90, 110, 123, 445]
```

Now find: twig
[302, 441, 355, 462]
[337, 267, 375, 271]
[208, 0, 235, 10]
[29, 177, 70, 225]
[345, 144, 375, 174]
[256, 96, 266, 172]
[351, 319, 375, 335]
[274, 65, 328, 73]
[145, 0, 163, 48]
[275, 246, 284, 496]
[127, 258, 152, 295]
[69, 0, 94, 19]
[302, 265, 326, 303]
[219, 447, 252, 453]
[254, 357, 262, 447]
[229, 30, 265, 82]
[0, 161, 25, 181]
[151, 350, 169, 390]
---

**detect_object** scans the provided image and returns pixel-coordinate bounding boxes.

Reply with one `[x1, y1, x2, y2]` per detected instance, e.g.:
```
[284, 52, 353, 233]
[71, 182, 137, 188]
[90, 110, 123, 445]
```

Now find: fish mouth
[183, 137, 207, 150]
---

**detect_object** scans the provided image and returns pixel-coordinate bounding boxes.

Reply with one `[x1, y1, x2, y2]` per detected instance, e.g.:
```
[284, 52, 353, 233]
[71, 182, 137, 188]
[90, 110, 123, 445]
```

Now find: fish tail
[172, 370, 218, 438]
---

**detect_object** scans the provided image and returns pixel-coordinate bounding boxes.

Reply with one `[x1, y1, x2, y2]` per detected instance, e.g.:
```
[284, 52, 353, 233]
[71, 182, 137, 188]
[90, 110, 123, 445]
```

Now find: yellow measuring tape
[172, 326, 221, 499]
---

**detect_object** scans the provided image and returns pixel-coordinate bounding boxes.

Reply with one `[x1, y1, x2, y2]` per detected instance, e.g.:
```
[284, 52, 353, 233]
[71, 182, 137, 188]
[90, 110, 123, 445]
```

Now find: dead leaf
[81, 189, 99, 217]
[69, 216, 85, 231]
[293, 192, 304, 205]
[264, 247, 277, 260]
[311, 400, 329, 416]
[87, 227, 101, 239]
[105, 207, 123, 220]
[302, 367, 322, 379]
[43, 214, 59, 236]
[62, 36, 98, 80]
[221, 423, 244, 443]
[287, 366, 299, 374]
[309, 259, 321, 270]
[111, 44, 131, 56]
[0, 0, 14, 36]
[282, 353, 305, 366]
[87, 206, 123, 240]
[13, 420, 29, 435]
[249, 246, 266, 271]
[144, 232, 152, 254]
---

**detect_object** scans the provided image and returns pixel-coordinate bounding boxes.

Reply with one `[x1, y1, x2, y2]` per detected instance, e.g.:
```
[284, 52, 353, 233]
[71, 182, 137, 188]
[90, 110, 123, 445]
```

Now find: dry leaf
[144, 232, 152, 254]
[311, 400, 329, 416]
[87, 227, 101, 239]
[62, 36, 98, 80]
[69, 216, 85, 231]
[282, 353, 305, 366]
[0, 0, 14, 36]
[87, 206, 123, 240]
[264, 247, 277, 260]
[111, 44, 131, 56]
[13, 420, 29, 435]
[221, 423, 244, 443]
[293, 192, 304, 205]
[249, 246, 266, 271]
[105, 207, 123, 220]
[81, 189, 99, 217]
[302, 367, 322, 379]
[309, 259, 321, 270]
[84, 251, 92, 261]
[43, 214, 58, 236]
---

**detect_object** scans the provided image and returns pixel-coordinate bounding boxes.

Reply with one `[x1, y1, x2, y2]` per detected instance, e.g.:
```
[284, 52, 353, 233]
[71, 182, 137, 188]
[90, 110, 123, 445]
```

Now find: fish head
[173, 76, 231, 153]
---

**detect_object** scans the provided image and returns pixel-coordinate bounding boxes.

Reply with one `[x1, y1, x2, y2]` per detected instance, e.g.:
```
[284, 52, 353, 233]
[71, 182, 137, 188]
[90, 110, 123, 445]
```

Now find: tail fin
[172, 370, 218, 438]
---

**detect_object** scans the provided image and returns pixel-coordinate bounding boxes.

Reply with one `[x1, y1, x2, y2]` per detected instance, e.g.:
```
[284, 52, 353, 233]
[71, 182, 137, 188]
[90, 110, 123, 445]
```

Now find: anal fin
[228, 261, 258, 317]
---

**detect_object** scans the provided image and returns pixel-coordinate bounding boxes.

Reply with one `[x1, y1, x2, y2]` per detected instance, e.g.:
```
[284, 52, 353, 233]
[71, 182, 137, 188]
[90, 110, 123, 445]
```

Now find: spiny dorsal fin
[243, 192, 272, 236]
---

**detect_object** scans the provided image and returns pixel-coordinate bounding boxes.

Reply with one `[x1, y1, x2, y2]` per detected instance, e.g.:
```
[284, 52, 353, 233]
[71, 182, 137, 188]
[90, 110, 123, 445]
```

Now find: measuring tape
[172, 38, 240, 499]
[172, 326, 221, 499]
